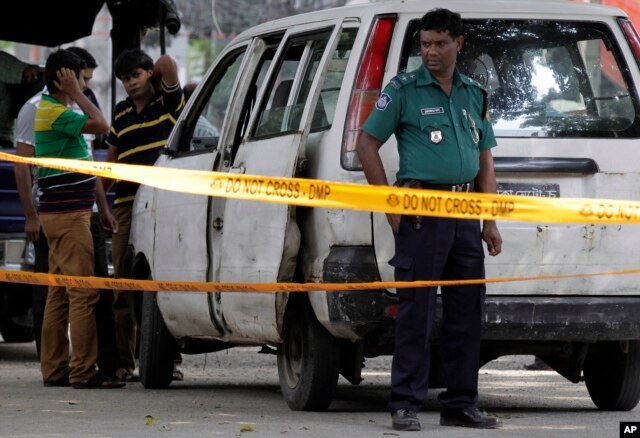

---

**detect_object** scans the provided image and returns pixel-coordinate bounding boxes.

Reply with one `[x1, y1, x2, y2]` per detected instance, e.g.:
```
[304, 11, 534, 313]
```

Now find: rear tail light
[341, 15, 396, 170]
[619, 18, 640, 69]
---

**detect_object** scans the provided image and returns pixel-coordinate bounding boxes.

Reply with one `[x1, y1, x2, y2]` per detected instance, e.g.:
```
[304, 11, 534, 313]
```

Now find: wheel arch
[121, 245, 151, 326]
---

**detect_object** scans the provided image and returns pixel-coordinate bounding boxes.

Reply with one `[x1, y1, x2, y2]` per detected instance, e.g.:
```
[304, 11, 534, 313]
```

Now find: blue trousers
[388, 214, 485, 412]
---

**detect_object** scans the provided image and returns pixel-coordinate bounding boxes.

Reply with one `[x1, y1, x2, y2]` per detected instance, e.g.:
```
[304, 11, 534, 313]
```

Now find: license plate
[496, 182, 560, 198]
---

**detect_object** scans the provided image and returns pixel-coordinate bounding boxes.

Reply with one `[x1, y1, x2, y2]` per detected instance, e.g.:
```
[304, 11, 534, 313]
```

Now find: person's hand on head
[54, 68, 82, 97]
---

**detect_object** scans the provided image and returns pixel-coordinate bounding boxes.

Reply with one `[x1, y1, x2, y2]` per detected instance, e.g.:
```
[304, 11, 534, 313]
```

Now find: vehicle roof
[235, 0, 626, 41]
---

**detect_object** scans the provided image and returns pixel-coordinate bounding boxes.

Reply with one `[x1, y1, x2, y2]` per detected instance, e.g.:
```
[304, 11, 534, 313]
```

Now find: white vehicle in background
[124, 0, 640, 411]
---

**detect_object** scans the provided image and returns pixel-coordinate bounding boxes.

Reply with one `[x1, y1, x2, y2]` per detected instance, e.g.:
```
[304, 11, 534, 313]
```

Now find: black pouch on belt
[395, 179, 424, 231]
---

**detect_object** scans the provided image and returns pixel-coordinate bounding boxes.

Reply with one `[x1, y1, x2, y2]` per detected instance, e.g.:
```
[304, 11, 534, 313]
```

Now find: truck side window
[184, 49, 246, 153]
[253, 30, 333, 138]
[310, 27, 358, 132]
[230, 46, 278, 163]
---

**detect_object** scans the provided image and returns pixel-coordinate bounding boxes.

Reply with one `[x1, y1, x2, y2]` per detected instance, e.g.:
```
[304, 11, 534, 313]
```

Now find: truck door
[149, 45, 249, 338]
[214, 21, 344, 342]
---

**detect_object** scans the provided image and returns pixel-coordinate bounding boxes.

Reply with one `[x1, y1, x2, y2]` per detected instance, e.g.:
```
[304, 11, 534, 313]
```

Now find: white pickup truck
[124, 0, 640, 411]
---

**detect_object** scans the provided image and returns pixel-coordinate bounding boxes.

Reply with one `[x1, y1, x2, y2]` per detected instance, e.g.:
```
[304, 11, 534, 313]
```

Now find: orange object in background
[602, 0, 640, 29]
[600, 0, 640, 86]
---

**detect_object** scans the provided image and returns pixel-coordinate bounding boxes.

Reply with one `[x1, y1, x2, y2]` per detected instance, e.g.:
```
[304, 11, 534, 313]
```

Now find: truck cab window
[184, 50, 246, 153]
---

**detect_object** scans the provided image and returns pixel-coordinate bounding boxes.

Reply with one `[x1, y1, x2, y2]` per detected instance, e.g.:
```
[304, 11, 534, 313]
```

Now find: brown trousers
[112, 205, 137, 372]
[40, 211, 99, 384]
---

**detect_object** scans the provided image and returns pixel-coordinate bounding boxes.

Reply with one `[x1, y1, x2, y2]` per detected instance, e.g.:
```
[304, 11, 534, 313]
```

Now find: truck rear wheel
[277, 298, 340, 411]
[583, 341, 640, 411]
[139, 291, 178, 389]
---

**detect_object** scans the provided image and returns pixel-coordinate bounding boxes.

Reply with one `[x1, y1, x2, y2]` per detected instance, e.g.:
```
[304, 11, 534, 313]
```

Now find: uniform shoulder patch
[399, 72, 417, 84]
[389, 78, 403, 90]
[461, 73, 485, 90]
[389, 72, 418, 89]
[375, 93, 393, 111]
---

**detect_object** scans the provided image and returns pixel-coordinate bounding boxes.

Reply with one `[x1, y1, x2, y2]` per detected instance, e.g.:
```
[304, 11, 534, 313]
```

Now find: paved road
[0, 341, 638, 437]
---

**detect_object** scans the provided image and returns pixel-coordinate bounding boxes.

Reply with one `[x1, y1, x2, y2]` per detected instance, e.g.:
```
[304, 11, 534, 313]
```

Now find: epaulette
[460, 74, 485, 90]
[389, 72, 418, 90]
[460, 74, 489, 118]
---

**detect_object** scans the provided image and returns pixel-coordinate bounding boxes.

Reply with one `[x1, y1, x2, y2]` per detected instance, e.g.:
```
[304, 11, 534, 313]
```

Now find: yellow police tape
[2, 268, 640, 293]
[3, 152, 640, 292]
[3, 151, 640, 224]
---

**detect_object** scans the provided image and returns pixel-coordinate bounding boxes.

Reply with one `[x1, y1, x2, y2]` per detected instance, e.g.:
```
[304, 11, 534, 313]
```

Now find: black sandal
[72, 372, 126, 389]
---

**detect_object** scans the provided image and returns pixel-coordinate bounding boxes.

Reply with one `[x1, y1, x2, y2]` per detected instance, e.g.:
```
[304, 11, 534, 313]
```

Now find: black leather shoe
[440, 406, 502, 429]
[391, 408, 421, 431]
[43, 373, 70, 387]
[71, 372, 126, 389]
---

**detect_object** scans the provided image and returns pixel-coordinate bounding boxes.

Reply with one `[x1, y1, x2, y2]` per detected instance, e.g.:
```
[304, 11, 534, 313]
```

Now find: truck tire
[277, 298, 340, 411]
[139, 291, 178, 389]
[584, 341, 640, 411]
[0, 317, 34, 343]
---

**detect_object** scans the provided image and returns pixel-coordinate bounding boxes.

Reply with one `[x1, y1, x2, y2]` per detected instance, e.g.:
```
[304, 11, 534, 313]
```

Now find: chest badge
[430, 130, 443, 144]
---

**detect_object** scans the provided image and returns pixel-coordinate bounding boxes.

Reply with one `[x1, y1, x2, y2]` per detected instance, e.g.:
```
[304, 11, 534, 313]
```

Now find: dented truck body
[126, 0, 640, 411]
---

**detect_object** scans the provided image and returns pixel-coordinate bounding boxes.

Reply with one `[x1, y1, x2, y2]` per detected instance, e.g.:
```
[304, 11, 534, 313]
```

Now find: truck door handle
[229, 165, 246, 174]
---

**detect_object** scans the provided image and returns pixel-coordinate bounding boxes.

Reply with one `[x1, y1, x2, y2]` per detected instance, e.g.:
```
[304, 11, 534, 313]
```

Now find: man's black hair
[44, 49, 86, 93]
[420, 8, 463, 39]
[66, 46, 98, 69]
[114, 48, 154, 80]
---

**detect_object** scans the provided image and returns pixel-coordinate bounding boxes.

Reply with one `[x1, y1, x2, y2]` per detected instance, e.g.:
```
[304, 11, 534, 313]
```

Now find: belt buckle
[452, 183, 468, 192]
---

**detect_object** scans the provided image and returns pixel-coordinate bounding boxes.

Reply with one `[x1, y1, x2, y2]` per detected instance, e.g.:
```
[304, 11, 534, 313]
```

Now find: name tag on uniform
[421, 107, 444, 115]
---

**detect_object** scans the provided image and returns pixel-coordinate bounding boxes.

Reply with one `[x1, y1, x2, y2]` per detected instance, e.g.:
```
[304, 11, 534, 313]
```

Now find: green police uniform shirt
[363, 65, 497, 184]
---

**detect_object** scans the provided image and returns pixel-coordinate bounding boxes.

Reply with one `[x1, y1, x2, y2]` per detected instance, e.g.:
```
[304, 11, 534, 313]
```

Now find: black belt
[398, 179, 475, 192]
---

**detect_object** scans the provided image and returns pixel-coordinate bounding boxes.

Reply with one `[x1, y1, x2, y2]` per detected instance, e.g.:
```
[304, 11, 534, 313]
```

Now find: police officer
[356, 8, 502, 432]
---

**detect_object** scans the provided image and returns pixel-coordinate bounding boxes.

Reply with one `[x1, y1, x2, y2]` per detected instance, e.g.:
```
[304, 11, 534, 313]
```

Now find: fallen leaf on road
[239, 424, 253, 432]
[145, 415, 155, 426]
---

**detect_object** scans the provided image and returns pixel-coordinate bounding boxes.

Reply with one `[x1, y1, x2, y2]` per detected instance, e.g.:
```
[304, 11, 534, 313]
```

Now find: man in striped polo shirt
[102, 49, 184, 382]
[35, 49, 123, 389]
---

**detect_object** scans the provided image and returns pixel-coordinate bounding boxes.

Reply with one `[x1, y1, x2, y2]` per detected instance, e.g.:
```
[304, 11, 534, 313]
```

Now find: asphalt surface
[1, 341, 639, 437]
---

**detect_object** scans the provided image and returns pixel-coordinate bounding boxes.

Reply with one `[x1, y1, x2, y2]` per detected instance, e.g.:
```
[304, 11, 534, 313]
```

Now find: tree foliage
[173, 0, 347, 81]
[175, 0, 347, 39]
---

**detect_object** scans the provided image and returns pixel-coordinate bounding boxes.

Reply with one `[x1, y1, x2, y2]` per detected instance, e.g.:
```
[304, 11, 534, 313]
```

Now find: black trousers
[388, 215, 485, 412]
[32, 212, 121, 377]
